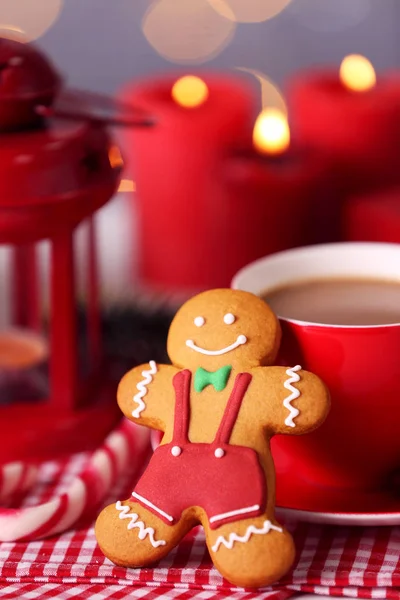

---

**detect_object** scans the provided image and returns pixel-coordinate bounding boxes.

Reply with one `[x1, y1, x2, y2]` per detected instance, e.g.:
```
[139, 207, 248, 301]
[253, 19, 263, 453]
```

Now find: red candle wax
[120, 74, 257, 293]
[224, 144, 336, 261]
[289, 71, 400, 191]
[344, 187, 400, 243]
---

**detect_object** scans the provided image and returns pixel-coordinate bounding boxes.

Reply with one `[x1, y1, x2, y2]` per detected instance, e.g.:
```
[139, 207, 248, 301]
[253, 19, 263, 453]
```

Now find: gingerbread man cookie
[96, 289, 330, 588]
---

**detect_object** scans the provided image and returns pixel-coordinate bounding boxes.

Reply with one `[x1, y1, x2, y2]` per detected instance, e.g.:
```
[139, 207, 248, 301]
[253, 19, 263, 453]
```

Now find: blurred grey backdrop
[33, 0, 398, 95]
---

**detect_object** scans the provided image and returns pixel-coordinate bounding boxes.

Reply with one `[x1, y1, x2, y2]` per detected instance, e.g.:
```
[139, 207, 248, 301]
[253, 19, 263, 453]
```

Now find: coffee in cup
[262, 277, 400, 326]
[232, 243, 400, 495]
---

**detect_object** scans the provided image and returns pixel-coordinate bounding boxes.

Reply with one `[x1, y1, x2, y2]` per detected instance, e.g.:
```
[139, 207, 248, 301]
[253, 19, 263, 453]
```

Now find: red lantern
[0, 37, 151, 464]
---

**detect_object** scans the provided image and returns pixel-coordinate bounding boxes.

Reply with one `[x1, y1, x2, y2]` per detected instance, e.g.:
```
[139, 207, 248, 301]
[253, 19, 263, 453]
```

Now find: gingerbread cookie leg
[95, 500, 190, 567]
[204, 513, 295, 588]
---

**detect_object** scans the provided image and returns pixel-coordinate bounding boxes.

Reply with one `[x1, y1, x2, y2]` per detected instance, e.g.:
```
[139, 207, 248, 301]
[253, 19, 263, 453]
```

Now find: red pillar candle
[344, 187, 400, 243]
[120, 74, 257, 293]
[289, 55, 400, 192]
[224, 110, 336, 257]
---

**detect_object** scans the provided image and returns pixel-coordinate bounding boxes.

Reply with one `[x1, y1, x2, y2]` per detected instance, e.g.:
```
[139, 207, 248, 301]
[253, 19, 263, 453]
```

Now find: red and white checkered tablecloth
[0, 450, 399, 600]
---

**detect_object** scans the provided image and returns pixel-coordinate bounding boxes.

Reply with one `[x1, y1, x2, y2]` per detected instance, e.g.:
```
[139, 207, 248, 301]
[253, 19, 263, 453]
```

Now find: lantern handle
[36, 88, 155, 128]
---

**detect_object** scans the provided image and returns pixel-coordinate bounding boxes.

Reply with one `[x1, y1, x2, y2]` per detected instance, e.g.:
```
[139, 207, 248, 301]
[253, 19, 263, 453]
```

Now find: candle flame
[339, 54, 376, 92]
[0, 329, 48, 370]
[108, 145, 124, 169]
[253, 108, 290, 155]
[171, 75, 209, 108]
[118, 179, 136, 192]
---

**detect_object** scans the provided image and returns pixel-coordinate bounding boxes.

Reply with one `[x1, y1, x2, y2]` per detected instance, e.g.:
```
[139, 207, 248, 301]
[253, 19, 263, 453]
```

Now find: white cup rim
[232, 242, 400, 330]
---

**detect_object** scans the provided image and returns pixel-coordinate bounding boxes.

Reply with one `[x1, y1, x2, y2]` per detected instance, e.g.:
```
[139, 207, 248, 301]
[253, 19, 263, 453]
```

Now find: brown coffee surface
[262, 277, 400, 325]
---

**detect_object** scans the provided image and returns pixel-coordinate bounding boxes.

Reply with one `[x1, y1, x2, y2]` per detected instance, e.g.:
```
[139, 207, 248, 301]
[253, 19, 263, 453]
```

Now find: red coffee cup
[232, 242, 400, 492]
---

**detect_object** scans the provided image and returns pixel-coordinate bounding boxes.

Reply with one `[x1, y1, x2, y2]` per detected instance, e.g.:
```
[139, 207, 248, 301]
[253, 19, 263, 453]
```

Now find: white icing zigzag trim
[116, 501, 166, 548]
[283, 365, 302, 428]
[132, 361, 157, 418]
[211, 520, 283, 552]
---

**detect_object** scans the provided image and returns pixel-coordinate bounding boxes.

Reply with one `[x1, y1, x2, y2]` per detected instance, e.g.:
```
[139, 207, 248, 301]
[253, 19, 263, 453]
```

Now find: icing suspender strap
[213, 373, 252, 446]
[172, 370, 192, 445]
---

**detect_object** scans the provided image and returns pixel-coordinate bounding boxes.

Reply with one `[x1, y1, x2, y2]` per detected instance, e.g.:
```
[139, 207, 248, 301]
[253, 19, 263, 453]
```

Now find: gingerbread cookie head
[167, 288, 281, 371]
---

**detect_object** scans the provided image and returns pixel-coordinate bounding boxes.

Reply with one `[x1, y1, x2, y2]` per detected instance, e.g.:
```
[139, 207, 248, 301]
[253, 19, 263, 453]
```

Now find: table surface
[1, 439, 398, 600]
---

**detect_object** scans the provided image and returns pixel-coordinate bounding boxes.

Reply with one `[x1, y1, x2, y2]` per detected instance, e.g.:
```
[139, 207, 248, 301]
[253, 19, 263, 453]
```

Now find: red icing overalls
[132, 369, 266, 529]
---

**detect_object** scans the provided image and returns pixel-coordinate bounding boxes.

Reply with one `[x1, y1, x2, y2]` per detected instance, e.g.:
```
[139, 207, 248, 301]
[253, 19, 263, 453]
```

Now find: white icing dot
[223, 313, 235, 325]
[237, 335, 247, 345]
[194, 316, 205, 327]
[171, 446, 182, 457]
[214, 448, 225, 458]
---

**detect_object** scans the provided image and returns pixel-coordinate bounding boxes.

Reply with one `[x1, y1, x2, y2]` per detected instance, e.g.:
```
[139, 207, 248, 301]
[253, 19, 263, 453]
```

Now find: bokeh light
[253, 108, 290, 156]
[236, 67, 287, 114]
[208, 0, 292, 23]
[340, 54, 376, 92]
[171, 76, 209, 108]
[287, 0, 371, 33]
[142, 0, 236, 64]
[0, 0, 63, 42]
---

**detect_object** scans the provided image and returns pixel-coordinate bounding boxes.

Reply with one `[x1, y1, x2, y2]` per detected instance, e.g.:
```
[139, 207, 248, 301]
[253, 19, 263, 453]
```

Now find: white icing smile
[186, 335, 247, 356]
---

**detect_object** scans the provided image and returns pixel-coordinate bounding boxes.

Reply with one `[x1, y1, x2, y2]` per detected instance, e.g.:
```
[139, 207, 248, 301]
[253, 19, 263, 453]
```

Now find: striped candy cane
[0, 418, 150, 542]
[0, 462, 38, 504]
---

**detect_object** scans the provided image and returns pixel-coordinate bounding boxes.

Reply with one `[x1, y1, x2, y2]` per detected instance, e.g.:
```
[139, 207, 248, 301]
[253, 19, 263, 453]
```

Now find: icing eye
[223, 313, 235, 325]
[194, 316, 205, 327]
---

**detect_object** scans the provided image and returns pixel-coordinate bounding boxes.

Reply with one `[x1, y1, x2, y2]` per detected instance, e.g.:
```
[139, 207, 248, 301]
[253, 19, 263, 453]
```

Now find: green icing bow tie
[194, 365, 232, 393]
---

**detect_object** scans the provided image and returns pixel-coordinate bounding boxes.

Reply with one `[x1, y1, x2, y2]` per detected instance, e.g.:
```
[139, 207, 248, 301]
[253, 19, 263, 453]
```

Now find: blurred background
[0, 0, 393, 318]
[33, 0, 397, 93]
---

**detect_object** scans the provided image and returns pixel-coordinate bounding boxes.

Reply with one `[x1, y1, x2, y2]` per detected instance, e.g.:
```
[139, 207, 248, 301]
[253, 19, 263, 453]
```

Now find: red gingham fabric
[0, 451, 399, 600]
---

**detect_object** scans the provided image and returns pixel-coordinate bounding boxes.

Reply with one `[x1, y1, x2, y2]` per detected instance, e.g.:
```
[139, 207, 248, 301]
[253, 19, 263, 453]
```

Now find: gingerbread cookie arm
[117, 363, 179, 431]
[251, 366, 330, 435]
